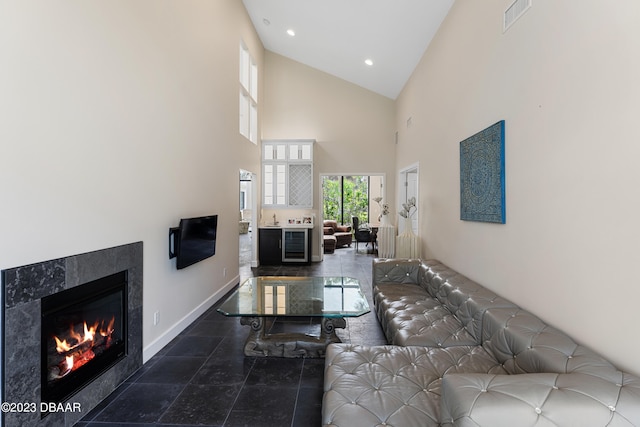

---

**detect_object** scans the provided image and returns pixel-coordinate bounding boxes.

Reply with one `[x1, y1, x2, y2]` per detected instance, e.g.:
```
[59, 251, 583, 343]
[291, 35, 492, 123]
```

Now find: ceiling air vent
[504, 0, 532, 32]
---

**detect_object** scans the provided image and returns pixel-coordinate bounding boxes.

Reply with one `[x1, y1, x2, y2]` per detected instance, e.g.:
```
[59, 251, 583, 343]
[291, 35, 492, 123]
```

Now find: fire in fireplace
[41, 271, 128, 405]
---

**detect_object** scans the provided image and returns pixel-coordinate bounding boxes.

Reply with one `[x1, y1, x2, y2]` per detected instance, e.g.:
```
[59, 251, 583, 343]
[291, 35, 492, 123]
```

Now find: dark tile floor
[77, 234, 385, 426]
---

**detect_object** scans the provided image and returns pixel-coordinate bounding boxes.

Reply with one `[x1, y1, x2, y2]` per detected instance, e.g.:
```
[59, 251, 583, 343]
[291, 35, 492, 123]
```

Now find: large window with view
[322, 176, 370, 225]
[239, 41, 257, 143]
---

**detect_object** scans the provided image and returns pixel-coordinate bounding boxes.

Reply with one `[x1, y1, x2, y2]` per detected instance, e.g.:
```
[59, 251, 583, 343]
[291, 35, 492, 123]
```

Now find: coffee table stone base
[240, 316, 346, 358]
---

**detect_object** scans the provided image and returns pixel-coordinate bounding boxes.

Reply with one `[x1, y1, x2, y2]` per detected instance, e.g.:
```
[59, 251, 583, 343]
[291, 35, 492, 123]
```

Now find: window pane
[301, 144, 312, 160]
[344, 176, 369, 224]
[289, 144, 299, 160]
[263, 144, 273, 160]
[264, 165, 273, 205]
[276, 145, 286, 160]
[276, 164, 286, 205]
[322, 176, 341, 221]
[322, 175, 369, 224]
[250, 61, 258, 101]
[250, 102, 257, 144]
[240, 41, 257, 143]
[239, 91, 249, 138]
[240, 45, 250, 90]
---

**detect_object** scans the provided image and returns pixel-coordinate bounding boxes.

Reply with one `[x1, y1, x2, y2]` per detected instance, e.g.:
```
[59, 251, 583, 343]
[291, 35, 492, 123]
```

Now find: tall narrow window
[240, 41, 258, 144]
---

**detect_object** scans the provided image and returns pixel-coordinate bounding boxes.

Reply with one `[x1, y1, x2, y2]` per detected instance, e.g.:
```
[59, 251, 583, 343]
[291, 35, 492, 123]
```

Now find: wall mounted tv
[169, 215, 218, 269]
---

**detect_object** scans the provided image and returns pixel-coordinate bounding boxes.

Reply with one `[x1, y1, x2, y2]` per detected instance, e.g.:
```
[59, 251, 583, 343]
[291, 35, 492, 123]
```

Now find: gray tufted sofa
[322, 259, 640, 426]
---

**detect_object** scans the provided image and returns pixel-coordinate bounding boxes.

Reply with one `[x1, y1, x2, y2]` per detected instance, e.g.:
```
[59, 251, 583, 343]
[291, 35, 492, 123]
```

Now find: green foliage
[322, 176, 369, 225]
[323, 176, 341, 221]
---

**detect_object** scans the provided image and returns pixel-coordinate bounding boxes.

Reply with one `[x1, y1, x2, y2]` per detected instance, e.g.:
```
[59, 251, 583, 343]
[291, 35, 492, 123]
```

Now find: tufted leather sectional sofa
[322, 259, 640, 426]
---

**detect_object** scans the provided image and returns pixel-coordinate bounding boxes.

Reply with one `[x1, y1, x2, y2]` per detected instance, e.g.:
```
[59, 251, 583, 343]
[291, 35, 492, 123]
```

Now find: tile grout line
[290, 357, 308, 427]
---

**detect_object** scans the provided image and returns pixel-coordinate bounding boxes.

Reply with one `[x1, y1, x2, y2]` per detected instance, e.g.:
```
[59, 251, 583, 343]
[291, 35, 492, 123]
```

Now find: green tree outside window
[322, 175, 369, 225]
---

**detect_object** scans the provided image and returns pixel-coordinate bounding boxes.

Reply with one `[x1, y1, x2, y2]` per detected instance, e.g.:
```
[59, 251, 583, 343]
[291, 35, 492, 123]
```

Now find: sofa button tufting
[535, 407, 542, 414]
[609, 406, 616, 412]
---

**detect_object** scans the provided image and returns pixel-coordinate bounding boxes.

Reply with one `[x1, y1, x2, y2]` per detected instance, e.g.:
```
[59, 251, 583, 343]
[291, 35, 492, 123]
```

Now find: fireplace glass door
[41, 271, 127, 404]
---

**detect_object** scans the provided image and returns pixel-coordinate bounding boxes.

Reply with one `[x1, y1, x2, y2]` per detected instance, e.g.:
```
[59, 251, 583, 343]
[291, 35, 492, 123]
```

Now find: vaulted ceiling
[242, 0, 454, 99]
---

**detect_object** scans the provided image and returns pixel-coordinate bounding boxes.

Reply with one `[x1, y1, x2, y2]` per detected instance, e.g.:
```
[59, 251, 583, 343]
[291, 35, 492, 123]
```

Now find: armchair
[352, 216, 374, 251]
[323, 220, 352, 249]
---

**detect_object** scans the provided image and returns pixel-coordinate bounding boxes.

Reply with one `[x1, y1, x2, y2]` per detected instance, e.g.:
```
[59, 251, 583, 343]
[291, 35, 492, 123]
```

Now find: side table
[396, 230, 419, 258]
[377, 225, 396, 258]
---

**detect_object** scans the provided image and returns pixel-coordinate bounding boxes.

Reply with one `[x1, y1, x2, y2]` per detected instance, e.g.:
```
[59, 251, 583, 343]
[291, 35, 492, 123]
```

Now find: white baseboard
[142, 275, 239, 363]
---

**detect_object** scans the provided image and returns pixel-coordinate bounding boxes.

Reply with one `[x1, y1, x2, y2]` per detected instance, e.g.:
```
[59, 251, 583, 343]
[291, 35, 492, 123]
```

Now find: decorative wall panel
[460, 120, 506, 223]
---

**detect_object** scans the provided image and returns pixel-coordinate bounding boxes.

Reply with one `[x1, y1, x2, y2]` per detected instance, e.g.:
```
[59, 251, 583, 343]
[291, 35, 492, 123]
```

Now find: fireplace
[41, 270, 128, 405]
[2, 242, 143, 427]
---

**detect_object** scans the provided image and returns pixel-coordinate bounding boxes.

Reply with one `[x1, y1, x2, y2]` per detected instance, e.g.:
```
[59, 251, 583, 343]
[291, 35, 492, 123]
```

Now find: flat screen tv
[169, 215, 218, 269]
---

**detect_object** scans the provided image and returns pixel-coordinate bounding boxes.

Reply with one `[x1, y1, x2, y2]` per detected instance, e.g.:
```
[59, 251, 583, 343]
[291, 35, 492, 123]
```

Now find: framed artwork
[460, 120, 506, 223]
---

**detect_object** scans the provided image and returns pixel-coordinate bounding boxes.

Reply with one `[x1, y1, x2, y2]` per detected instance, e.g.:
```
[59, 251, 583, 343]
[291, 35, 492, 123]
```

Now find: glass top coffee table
[217, 276, 370, 357]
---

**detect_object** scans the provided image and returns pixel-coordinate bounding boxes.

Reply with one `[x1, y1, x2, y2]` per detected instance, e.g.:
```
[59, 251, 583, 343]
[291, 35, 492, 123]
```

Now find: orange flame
[51, 316, 116, 379]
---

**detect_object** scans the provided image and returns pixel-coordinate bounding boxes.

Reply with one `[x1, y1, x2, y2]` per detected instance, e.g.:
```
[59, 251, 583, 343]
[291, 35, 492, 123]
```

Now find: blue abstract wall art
[460, 120, 505, 224]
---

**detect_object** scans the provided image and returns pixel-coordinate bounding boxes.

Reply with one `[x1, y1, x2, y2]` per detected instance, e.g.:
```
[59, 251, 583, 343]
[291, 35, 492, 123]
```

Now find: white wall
[262, 52, 397, 256]
[396, 0, 640, 374]
[0, 0, 263, 360]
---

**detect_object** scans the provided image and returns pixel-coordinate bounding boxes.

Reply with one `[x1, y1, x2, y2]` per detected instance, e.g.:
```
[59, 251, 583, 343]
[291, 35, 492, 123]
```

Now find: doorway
[239, 169, 258, 269]
[318, 173, 385, 261]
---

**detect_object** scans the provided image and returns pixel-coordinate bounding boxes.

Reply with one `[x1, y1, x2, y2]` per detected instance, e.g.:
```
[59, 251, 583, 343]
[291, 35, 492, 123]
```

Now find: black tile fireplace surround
[1, 242, 143, 427]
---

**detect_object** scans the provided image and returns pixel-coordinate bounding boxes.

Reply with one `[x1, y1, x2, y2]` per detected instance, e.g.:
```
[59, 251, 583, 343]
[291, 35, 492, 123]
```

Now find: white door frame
[318, 172, 386, 261]
[239, 169, 259, 268]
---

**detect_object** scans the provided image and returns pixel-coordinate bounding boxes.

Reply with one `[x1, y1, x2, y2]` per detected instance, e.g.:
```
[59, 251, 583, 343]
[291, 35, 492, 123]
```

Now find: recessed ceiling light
[286, 29, 296, 37]
[364, 59, 374, 66]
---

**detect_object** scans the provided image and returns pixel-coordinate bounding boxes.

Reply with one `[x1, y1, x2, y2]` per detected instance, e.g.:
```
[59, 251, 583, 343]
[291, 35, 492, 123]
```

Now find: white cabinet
[262, 140, 314, 208]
